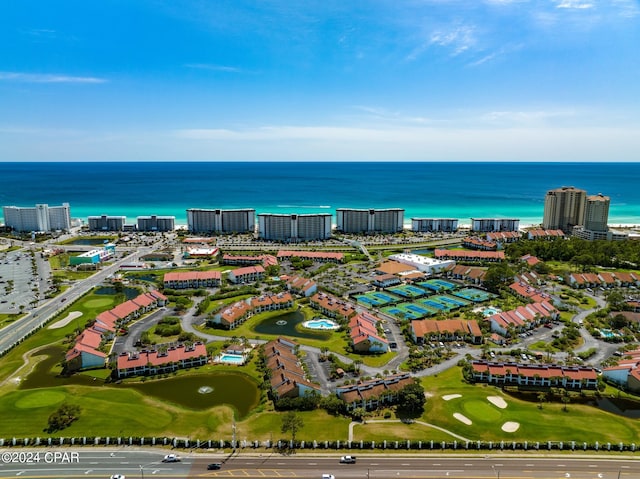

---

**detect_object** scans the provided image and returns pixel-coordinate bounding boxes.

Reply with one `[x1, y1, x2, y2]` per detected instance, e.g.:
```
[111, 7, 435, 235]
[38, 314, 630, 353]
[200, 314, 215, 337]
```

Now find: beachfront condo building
[2, 203, 71, 232]
[411, 218, 458, 232]
[87, 215, 127, 231]
[470, 218, 520, 232]
[187, 208, 256, 234]
[572, 193, 626, 240]
[542, 186, 587, 233]
[336, 208, 404, 234]
[258, 213, 332, 242]
[136, 215, 175, 232]
[583, 193, 610, 232]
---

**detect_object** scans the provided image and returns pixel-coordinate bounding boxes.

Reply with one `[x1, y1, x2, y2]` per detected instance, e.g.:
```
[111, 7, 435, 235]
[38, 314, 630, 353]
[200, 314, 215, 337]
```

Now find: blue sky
[1, 0, 639, 161]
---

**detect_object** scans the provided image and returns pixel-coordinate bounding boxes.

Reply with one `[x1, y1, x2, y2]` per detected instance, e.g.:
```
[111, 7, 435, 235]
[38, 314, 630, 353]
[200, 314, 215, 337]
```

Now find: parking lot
[0, 249, 42, 314]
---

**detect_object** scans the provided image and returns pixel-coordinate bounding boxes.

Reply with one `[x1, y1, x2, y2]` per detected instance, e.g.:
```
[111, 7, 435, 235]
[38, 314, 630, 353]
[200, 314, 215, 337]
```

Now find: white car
[110, 475, 126, 479]
[340, 455, 356, 463]
[162, 454, 180, 463]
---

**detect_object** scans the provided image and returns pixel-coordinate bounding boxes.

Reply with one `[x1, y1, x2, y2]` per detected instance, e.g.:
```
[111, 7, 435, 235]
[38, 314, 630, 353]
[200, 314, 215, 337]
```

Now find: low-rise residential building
[509, 281, 550, 303]
[263, 337, 321, 400]
[211, 292, 294, 329]
[163, 270, 222, 289]
[349, 311, 388, 353]
[310, 292, 356, 320]
[470, 361, 599, 390]
[284, 275, 318, 297]
[486, 301, 558, 336]
[435, 249, 504, 262]
[444, 264, 486, 285]
[227, 265, 265, 284]
[463, 237, 498, 251]
[335, 373, 415, 411]
[222, 253, 278, 267]
[410, 319, 483, 345]
[486, 231, 521, 244]
[116, 342, 208, 378]
[277, 250, 344, 263]
[526, 228, 565, 240]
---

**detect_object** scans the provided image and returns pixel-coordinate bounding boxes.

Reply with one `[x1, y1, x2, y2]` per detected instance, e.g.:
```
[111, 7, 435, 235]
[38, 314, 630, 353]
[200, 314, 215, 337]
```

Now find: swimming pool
[483, 307, 501, 317]
[303, 319, 340, 330]
[216, 353, 246, 364]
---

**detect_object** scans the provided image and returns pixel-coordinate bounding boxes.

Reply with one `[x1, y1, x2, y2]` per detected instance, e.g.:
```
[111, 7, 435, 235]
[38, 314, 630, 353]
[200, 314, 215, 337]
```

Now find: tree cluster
[46, 403, 81, 433]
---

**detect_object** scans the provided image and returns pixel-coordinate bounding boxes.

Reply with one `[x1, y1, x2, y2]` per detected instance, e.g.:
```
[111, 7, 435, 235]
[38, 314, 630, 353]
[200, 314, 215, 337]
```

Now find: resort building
[411, 218, 458, 232]
[163, 270, 222, 289]
[263, 337, 321, 400]
[486, 231, 521, 245]
[470, 361, 599, 390]
[526, 229, 565, 240]
[284, 275, 318, 297]
[277, 250, 344, 263]
[443, 264, 487, 285]
[87, 215, 126, 231]
[2, 203, 71, 232]
[222, 253, 278, 267]
[571, 193, 627, 240]
[336, 208, 404, 234]
[463, 237, 497, 251]
[388, 253, 455, 274]
[116, 342, 208, 378]
[209, 293, 293, 330]
[335, 373, 415, 411]
[65, 290, 168, 372]
[486, 300, 558, 336]
[69, 244, 116, 265]
[410, 319, 483, 345]
[434, 249, 505, 262]
[470, 218, 520, 232]
[227, 265, 265, 284]
[602, 347, 640, 393]
[258, 213, 332, 242]
[371, 273, 402, 288]
[65, 329, 107, 371]
[186, 208, 256, 234]
[136, 215, 175, 232]
[349, 311, 389, 353]
[542, 186, 587, 233]
[310, 292, 357, 320]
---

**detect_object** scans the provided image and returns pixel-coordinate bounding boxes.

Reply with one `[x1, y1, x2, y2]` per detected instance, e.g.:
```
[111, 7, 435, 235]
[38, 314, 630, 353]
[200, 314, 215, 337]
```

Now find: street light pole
[492, 465, 500, 479]
[139, 464, 144, 479]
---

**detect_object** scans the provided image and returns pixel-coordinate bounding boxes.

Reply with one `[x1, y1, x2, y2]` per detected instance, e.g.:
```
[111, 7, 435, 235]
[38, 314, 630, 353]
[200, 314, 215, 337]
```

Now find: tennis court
[417, 279, 457, 292]
[355, 290, 397, 306]
[387, 284, 429, 298]
[382, 301, 437, 320]
[452, 287, 496, 302]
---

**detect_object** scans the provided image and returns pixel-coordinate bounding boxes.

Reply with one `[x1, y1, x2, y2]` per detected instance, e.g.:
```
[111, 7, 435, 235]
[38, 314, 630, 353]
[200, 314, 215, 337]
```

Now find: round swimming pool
[302, 318, 340, 330]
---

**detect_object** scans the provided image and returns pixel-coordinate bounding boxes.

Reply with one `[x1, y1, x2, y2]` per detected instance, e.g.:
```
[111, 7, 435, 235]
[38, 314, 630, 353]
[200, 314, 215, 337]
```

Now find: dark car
[207, 463, 222, 470]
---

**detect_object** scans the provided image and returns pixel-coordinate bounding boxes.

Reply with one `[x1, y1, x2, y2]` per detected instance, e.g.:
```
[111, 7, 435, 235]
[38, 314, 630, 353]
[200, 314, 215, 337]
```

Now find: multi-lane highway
[1, 450, 639, 479]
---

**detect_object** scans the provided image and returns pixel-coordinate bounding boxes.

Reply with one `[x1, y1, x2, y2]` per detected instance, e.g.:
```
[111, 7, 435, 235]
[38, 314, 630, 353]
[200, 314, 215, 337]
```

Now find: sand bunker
[501, 421, 520, 432]
[49, 311, 83, 329]
[453, 413, 472, 425]
[488, 396, 508, 409]
[443, 394, 462, 401]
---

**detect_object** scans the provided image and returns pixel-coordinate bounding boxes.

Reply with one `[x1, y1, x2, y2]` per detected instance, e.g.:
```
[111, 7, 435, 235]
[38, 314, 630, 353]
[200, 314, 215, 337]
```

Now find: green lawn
[420, 367, 640, 443]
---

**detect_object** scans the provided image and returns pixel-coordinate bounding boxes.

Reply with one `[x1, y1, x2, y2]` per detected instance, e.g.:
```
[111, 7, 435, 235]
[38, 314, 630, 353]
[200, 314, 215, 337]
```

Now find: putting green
[15, 390, 66, 409]
[83, 298, 114, 308]
[461, 399, 503, 423]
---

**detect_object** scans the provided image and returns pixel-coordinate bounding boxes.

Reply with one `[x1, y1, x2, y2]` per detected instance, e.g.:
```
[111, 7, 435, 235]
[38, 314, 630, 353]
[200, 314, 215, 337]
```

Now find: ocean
[1, 161, 639, 227]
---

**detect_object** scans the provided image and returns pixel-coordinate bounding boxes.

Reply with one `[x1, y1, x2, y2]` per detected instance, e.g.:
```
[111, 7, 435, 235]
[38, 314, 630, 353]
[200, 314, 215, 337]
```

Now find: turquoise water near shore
[1, 162, 639, 226]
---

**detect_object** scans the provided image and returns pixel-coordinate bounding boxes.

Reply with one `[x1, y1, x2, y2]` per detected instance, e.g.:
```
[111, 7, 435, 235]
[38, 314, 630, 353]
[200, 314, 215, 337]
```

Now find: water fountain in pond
[198, 386, 214, 394]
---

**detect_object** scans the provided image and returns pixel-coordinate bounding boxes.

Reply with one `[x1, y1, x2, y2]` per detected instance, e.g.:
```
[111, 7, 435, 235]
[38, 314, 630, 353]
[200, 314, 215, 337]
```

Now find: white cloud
[555, 0, 594, 9]
[184, 63, 248, 73]
[429, 25, 477, 56]
[0, 72, 107, 84]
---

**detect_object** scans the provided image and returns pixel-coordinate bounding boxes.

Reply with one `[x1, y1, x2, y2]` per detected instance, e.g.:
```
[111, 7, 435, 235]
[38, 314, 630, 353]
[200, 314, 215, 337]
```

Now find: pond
[19, 346, 260, 418]
[592, 397, 640, 419]
[19, 346, 99, 389]
[94, 286, 141, 300]
[253, 311, 333, 340]
[120, 373, 260, 418]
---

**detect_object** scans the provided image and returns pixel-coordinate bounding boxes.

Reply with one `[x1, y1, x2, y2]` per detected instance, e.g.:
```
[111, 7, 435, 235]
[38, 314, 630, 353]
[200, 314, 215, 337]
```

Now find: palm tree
[537, 391, 547, 409]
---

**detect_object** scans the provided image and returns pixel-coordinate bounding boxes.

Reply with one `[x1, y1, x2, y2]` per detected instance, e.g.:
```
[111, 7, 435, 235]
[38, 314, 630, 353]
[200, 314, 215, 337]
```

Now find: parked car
[162, 454, 180, 463]
[340, 455, 357, 464]
[207, 463, 222, 470]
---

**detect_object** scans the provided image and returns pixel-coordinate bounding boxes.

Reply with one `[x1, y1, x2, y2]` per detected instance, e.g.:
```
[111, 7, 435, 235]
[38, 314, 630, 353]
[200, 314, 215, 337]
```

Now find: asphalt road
[1, 450, 639, 479]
